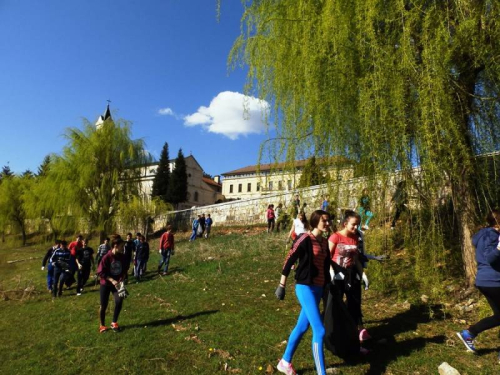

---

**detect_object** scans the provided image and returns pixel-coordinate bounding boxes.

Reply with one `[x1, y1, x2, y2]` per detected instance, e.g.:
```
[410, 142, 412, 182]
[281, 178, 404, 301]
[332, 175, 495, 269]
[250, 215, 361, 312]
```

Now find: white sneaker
[76, 293, 82, 296]
[277, 359, 296, 375]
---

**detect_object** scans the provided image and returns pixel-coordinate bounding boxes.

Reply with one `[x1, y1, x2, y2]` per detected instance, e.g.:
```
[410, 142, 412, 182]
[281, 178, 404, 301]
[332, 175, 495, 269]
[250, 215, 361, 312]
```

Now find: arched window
[194, 191, 199, 202]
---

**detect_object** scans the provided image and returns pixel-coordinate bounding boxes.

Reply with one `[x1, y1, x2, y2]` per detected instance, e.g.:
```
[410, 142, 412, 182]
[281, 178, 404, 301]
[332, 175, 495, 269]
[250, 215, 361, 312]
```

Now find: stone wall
[152, 174, 396, 231]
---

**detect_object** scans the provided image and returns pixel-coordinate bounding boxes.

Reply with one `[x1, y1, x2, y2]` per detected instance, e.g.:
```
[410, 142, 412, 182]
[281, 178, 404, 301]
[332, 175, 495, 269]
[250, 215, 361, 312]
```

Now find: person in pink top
[97, 236, 129, 333]
[266, 204, 276, 233]
[329, 210, 371, 345]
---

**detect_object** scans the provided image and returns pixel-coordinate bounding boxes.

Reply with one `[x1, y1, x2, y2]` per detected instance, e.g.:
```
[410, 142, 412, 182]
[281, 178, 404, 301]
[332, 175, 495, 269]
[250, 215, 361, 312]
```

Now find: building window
[238, 184, 242, 193]
[269, 181, 273, 191]
[230, 184, 233, 193]
[194, 191, 199, 202]
[287, 180, 292, 190]
[278, 181, 283, 190]
[247, 183, 251, 192]
[257, 182, 260, 191]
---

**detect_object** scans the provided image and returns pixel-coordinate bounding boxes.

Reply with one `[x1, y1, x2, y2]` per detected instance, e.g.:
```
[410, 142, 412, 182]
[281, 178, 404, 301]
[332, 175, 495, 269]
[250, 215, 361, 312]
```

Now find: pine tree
[168, 149, 188, 206]
[152, 142, 171, 203]
[37, 155, 51, 177]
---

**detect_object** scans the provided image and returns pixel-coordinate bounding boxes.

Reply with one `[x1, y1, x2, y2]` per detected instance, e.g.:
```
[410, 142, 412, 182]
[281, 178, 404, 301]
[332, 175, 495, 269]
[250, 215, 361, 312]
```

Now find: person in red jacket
[97, 236, 129, 333]
[68, 235, 83, 257]
[158, 225, 175, 276]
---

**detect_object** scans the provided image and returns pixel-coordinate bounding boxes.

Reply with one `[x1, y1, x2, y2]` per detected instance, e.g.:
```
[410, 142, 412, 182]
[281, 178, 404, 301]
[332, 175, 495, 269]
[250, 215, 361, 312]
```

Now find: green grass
[1, 229, 499, 374]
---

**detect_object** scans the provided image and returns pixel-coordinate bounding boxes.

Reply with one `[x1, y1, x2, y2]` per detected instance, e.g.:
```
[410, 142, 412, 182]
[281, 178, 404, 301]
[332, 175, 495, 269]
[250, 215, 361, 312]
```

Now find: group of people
[41, 226, 176, 332]
[190, 213, 213, 241]
[274, 208, 386, 375]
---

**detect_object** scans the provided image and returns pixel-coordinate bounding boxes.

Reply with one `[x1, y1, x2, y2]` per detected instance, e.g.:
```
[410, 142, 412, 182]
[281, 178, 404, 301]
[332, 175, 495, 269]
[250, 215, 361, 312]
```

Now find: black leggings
[100, 284, 123, 325]
[336, 268, 363, 326]
[469, 286, 500, 336]
[267, 218, 275, 232]
[77, 266, 91, 293]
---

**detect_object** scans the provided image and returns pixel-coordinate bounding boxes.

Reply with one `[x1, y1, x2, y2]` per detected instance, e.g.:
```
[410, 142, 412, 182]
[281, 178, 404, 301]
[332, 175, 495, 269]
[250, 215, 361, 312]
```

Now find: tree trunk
[452, 178, 477, 286]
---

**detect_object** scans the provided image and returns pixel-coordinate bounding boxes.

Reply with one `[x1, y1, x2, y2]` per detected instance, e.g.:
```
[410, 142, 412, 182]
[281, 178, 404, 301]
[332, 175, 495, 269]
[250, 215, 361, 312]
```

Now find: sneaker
[277, 359, 296, 375]
[99, 325, 108, 333]
[111, 322, 120, 332]
[359, 328, 372, 342]
[457, 330, 476, 353]
[76, 292, 82, 296]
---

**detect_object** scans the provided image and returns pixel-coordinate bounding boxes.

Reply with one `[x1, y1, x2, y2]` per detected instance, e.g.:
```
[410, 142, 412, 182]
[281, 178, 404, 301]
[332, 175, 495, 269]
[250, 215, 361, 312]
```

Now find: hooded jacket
[474, 227, 500, 287]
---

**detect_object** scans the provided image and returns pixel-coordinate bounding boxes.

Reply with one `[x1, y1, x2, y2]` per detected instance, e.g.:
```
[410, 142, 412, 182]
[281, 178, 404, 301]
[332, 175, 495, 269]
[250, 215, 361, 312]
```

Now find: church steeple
[95, 101, 113, 129]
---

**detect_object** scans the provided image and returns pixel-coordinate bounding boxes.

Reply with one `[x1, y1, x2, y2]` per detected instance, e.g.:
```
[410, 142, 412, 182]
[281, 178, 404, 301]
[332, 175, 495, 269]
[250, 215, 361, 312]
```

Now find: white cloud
[158, 107, 175, 116]
[183, 91, 269, 140]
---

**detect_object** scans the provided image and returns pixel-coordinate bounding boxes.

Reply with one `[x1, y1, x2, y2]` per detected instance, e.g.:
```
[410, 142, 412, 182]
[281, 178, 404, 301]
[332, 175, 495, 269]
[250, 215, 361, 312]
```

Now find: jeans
[158, 249, 172, 273]
[46, 263, 54, 290]
[53, 268, 69, 297]
[134, 259, 147, 279]
[190, 229, 197, 241]
[358, 207, 374, 228]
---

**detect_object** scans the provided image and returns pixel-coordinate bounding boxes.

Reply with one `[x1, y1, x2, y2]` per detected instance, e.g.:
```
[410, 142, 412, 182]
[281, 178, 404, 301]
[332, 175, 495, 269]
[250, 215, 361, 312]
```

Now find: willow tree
[50, 117, 150, 240]
[230, 1, 500, 285]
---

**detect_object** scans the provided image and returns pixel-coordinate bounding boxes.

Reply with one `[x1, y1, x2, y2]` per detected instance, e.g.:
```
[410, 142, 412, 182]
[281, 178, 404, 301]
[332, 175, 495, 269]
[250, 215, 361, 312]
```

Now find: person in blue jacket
[457, 209, 500, 353]
[41, 240, 60, 292]
[190, 215, 200, 242]
[51, 240, 72, 298]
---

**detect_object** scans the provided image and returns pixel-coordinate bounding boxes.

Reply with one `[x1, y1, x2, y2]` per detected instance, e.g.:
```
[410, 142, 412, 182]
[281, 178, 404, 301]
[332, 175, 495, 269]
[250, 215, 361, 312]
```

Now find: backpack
[323, 283, 360, 358]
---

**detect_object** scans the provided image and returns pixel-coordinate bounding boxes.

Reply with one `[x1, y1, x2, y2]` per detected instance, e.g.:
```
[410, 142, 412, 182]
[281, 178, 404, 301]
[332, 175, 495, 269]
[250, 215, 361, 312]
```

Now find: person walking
[275, 210, 331, 375]
[158, 225, 175, 275]
[75, 238, 95, 295]
[288, 211, 309, 242]
[358, 188, 374, 230]
[123, 233, 136, 282]
[199, 214, 206, 238]
[97, 236, 129, 333]
[267, 204, 276, 233]
[190, 215, 200, 241]
[204, 214, 213, 239]
[391, 181, 408, 229]
[457, 209, 500, 354]
[96, 237, 111, 266]
[51, 241, 72, 298]
[329, 210, 369, 348]
[42, 240, 60, 292]
[134, 235, 149, 281]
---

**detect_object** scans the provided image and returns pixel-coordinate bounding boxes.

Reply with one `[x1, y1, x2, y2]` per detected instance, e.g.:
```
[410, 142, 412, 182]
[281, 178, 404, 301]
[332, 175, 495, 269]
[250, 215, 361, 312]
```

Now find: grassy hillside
[0, 228, 498, 374]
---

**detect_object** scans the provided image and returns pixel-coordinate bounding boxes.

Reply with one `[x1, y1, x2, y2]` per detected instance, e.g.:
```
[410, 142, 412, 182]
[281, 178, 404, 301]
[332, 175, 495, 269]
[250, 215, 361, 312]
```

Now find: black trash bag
[323, 283, 360, 358]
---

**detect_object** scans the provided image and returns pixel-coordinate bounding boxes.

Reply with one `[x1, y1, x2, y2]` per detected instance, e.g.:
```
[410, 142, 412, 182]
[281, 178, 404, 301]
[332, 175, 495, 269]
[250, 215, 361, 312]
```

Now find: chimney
[214, 175, 221, 184]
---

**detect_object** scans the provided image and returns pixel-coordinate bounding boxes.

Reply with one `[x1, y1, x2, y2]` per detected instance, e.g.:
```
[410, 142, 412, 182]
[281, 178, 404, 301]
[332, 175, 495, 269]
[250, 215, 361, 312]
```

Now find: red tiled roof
[202, 177, 221, 187]
[221, 157, 352, 176]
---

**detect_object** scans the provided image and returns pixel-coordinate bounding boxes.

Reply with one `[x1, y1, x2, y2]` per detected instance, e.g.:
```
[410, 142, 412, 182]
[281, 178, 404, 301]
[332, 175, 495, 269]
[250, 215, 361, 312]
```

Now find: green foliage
[168, 149, 188, 206]
[119, 196, 172, 236]
[297, 156, 326, 188]
[49, 117, 150, 238]
[0, 175, 32, 245]
[152, 142, 171, 203]
[230, 1, 500, 283]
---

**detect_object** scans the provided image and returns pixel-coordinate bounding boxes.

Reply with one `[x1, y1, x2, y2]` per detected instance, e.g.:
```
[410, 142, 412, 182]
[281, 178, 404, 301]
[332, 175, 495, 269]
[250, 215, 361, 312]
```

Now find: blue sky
[0, 0, 272, 177]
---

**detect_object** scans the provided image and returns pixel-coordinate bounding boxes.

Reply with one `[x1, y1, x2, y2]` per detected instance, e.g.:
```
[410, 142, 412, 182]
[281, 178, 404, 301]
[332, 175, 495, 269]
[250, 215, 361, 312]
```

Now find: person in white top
[288, 211, 309, 241]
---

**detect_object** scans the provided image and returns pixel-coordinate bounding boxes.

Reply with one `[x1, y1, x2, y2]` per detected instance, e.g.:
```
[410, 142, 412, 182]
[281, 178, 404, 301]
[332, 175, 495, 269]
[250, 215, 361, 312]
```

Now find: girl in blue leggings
[275, 210, 332, 375]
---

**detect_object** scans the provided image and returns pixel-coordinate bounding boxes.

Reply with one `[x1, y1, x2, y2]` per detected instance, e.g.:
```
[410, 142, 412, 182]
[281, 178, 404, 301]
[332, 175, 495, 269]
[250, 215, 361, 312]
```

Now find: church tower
[95, 102, 112, 129]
